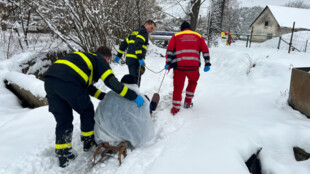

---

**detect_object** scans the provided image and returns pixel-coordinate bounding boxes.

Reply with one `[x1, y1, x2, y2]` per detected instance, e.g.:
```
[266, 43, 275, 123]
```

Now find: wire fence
[228, 31, 310, 53]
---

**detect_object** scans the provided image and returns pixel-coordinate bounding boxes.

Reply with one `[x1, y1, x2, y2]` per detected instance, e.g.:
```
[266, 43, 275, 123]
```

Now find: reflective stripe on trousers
[173, 69, 200, 107]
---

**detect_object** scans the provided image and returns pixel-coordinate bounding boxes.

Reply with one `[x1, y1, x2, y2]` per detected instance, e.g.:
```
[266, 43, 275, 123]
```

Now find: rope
[138, 65, 141, 87]
[145, 66, 165, 74]
[117, 57, 165, 74]
[157, 70, 168, 93]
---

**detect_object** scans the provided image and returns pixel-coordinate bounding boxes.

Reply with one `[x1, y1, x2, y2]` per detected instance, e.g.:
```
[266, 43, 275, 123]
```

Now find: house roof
[251, 5, 310, 29]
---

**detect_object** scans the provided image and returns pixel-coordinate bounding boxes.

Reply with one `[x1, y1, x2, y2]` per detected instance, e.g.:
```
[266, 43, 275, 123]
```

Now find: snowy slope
[1, 42, 310, 174]
[239, 0, 299, 7]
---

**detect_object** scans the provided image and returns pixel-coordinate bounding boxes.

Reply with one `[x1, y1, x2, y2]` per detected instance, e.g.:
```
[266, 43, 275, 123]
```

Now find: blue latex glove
[204, 66, 210, 72]
[134, 95, 144, 107]
[114, 56, 120, 63]
[138, 59, 145, 66]
[164, 64, 169, 70]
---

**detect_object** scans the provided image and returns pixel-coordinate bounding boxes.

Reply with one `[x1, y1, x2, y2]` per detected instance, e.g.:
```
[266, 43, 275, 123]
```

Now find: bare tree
[207, 0, 225, 47]
[285, 0, 310, 9]
[1, 0, 162, 53]
[189, 0, 201, 31]
[221, 0, 241, 32]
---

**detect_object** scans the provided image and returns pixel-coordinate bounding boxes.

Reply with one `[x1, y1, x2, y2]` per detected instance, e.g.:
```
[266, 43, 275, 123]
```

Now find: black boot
[56, 148, 77, 168]
[184, 103, 193, 109]
[81, 135, 95, 152]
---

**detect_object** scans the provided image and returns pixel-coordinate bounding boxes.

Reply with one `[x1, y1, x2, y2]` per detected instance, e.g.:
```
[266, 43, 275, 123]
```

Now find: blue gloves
[134, 95, 144, 107]
[204, 66, 210, 72]
[114, 56, 120, 63]
[138, 59, 145, 66]
[164, 64, 170, 70]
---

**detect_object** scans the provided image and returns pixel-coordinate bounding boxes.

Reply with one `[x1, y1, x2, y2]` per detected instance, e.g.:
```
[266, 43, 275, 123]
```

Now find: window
[264, 21, 269, 27]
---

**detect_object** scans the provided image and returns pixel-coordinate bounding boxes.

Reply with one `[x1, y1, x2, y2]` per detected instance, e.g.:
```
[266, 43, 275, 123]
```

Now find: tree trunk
[190, 0, 201, 31]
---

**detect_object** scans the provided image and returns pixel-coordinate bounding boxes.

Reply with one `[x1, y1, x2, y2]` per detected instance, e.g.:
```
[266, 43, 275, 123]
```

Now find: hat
[96, 46, 112, 57]
[121, 74, 136, 84]
[180, 21, 191, 31]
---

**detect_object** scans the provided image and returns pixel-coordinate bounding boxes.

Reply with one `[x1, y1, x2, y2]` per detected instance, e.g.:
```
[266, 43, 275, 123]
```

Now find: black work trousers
[44, 77, 94, 145]
[126, 58, 145, 87]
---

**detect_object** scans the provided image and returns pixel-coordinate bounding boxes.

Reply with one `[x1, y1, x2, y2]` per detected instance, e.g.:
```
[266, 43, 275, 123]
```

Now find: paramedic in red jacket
[165, 21, 211, 115]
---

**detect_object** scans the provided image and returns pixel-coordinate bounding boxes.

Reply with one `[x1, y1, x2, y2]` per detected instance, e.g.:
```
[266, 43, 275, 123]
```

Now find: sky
[1, 32, 310, 173]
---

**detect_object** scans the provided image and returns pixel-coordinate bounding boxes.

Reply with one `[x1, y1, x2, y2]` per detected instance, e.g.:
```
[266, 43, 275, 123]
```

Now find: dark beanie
[180, 21, 191, 31]
[96, 46, 112, 57]
[121, 74, 136, 84]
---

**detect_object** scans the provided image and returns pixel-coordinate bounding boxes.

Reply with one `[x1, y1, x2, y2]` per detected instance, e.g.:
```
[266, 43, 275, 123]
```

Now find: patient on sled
[94, 74, 155, 152]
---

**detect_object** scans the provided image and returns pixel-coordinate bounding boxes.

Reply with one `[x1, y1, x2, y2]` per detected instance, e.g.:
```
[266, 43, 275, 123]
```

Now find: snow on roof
[268, 5, 310, 29]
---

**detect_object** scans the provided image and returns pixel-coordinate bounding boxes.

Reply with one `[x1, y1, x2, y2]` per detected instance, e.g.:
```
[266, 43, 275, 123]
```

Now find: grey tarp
[94, 84, 155, 148]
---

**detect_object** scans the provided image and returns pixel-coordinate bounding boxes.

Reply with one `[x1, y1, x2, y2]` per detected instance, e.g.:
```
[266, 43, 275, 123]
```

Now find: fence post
[305, 40, 308, 53]
[277, 36, 282, 49]
[288, 22, 295, 53]
[246, 35, 249, 47]
[249, 26, 253, 48]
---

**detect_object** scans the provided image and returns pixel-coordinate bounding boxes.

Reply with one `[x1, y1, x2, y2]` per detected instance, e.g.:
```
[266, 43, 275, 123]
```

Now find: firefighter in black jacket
[114, 20, 156, 86]
[44, 46, 144, 168]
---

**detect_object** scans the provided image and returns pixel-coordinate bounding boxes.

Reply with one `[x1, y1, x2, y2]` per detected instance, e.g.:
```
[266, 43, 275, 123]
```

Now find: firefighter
[114, 20, 156, 87]
[44, 46, 144, 167]
[164, 21, 211, 115]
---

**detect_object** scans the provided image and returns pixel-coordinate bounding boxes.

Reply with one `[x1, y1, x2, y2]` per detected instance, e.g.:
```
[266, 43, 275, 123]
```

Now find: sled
[150, 93, 160, 111]
[92, 141, 130, 167]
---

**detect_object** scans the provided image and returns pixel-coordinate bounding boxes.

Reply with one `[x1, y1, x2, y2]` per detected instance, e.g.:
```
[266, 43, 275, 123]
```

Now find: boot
[81, 135, 95, 152]
[56, 148, 77, 168]
[184, 102, 193, 109]
[171, 107, 180, 115]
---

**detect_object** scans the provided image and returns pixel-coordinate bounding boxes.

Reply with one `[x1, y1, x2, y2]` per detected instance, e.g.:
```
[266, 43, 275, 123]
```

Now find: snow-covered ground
[238, 0, 298, 7]
[1, 39, 310, 174]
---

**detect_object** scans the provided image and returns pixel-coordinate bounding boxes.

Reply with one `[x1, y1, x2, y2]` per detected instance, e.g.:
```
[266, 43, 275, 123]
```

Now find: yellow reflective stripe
[126, 54, 137, 59]
[137, 35, 146, 42]
[118, 50, 124, 54]
[94, 90, 101, 98]
[135, 50, 142, 54]
[88, 52, 97, 56]
[81, 130, 94, 137]
[175, 30, 202, 37]
[55, 143, 72, 149]
[73, 52, 93, 86]
[131, 31, 139, 35]
[126, 37, 129, 44]
[120, 86, 128, 97]
[142, 45, 147, 50]
[101, 69, 113, 81]
[55, 60, 88, 83]
[128, 40, 135, 44]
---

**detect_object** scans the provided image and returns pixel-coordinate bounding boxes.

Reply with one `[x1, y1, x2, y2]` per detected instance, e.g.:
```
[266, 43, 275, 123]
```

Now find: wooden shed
[250, 5, 310, 42]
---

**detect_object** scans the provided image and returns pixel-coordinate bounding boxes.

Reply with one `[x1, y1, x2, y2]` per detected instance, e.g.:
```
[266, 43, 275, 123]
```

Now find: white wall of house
[251, 8, 280, 42]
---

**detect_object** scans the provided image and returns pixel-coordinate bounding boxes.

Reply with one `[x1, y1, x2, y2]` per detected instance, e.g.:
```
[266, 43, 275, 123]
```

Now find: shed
[250, 5, 310, 42]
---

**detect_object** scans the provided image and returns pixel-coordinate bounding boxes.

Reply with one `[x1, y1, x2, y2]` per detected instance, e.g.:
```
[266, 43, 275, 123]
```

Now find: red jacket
[166, 29, 210, 70]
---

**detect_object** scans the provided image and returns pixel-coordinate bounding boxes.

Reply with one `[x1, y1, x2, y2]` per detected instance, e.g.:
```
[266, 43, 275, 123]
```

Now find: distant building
[250, 5, 310, 42]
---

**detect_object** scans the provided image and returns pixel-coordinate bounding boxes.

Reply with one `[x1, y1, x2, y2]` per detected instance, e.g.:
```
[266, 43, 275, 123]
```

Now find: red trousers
[172, 69, 200, 110]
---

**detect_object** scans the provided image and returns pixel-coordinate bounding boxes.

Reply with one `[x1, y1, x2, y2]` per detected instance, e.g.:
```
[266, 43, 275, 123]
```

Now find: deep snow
[1, 40, 310, 174]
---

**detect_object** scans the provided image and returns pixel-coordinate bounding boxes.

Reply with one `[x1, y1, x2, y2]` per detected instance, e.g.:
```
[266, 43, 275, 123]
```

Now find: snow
[246, 31, 310, 52]
[239, 0, 299, 7]
[268, 5, 310, 29]
[5, 72, 46, 98]
[1, 38, 310, 174]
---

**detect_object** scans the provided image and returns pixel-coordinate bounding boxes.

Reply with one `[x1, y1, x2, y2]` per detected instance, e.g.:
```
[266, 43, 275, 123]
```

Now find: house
[250, 5, 310, 42]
